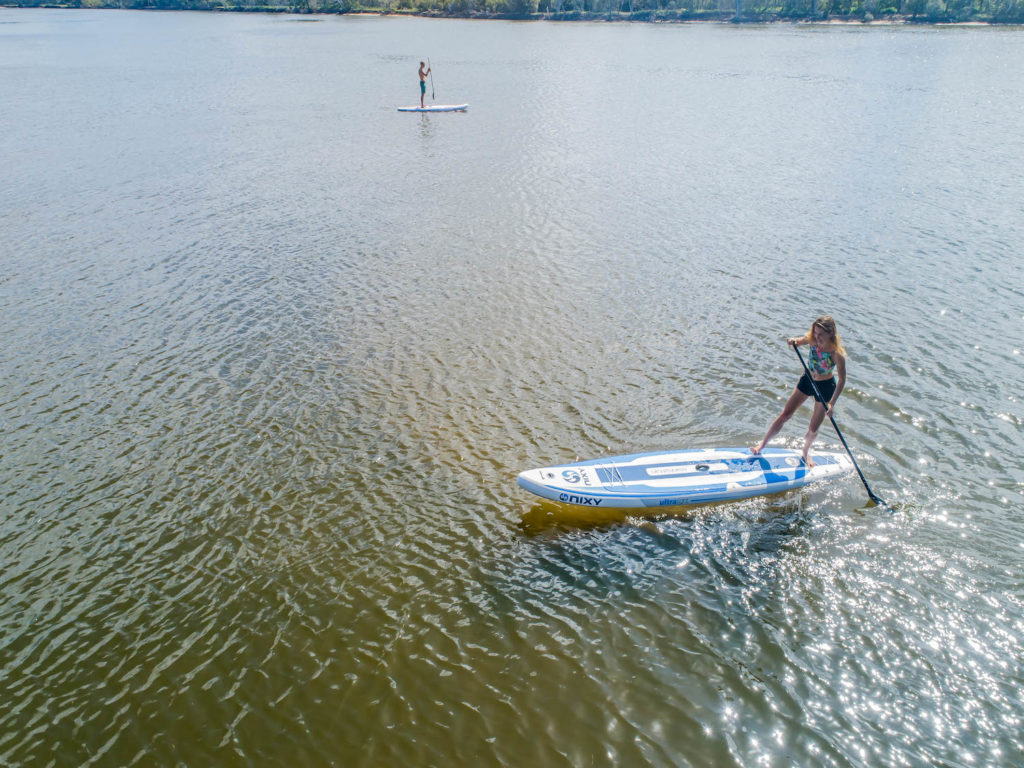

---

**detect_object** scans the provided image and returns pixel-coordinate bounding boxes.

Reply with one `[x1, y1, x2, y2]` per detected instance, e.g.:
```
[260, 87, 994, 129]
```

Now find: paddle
[428, 57, 435, 102]
[793, 343, 886, 507]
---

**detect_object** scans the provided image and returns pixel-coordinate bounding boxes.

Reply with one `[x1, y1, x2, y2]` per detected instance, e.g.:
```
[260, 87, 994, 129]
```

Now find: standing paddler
[418, 61, 431, 109]
[750, 315, 847, 467]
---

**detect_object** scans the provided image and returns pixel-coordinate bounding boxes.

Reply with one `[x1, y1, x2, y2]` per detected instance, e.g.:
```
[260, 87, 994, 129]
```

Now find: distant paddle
[793, 344, 886, 507]
[428, 57, 435, 102]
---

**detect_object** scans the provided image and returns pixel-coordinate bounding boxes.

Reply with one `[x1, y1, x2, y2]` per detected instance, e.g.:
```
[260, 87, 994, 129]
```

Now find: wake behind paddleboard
[517, 447, 853, 509]
[397, 104, 469, 112]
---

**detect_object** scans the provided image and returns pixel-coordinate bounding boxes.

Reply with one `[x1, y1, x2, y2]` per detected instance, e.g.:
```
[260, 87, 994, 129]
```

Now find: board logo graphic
[558, 493, 602, 506]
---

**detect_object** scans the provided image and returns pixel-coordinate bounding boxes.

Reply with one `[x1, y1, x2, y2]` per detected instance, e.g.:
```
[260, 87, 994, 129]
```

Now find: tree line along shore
[4, 0, 1023, 24]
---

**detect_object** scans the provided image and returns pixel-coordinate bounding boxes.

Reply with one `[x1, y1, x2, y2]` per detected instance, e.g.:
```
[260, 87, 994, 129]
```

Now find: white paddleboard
[517, 447, 854, 509]
[397, 104, 469, 112]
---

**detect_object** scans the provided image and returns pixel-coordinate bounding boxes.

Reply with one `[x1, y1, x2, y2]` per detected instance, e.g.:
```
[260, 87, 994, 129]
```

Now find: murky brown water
[2, 9, 1023, 766]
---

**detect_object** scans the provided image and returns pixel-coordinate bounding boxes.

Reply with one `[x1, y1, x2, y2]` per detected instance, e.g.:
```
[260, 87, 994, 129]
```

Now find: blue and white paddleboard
[397, 104, 469, 112]
[517, 447, 854, 509]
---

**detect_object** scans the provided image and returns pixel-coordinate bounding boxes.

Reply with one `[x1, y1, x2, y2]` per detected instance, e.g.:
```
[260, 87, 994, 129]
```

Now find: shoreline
[2, 4, 1023, 24]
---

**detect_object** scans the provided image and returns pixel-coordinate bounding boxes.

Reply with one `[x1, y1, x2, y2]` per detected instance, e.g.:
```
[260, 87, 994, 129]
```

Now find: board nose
[516, 468, 543, 488]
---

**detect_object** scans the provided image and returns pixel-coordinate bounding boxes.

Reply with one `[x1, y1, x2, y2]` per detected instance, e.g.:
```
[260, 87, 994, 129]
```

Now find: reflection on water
[1, 8, 1023, 767]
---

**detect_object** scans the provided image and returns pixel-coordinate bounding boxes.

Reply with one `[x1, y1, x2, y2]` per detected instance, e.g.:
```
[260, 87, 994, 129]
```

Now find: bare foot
[749, 445, 762, 456]
[802, 454, 816, 467]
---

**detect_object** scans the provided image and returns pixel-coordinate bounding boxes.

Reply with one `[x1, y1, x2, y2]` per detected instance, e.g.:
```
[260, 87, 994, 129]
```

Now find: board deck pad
[397, 104, 469, 112]
[517, 447, 854, 508]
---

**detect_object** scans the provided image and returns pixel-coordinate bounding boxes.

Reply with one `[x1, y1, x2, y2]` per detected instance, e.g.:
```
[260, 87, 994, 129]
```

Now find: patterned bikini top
[808, 345, 835, 376]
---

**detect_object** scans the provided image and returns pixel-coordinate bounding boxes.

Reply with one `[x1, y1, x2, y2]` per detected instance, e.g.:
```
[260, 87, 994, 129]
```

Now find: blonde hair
[803, 315, 846, 357]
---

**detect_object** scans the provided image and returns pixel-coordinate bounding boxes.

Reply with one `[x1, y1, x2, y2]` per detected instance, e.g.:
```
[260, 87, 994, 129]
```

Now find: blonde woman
[751, 316, 847, 467]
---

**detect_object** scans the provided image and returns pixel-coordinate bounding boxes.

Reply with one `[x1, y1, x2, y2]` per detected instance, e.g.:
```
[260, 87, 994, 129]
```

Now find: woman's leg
[801, 401, 828, 465]
[751, 388, 808, 455]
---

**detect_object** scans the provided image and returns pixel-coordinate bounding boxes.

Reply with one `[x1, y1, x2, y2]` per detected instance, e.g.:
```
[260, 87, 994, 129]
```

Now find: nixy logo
[559, 493, 603, 506]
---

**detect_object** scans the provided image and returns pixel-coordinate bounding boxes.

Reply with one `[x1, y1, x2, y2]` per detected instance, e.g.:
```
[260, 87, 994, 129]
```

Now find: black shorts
[798, 374, 836, 403]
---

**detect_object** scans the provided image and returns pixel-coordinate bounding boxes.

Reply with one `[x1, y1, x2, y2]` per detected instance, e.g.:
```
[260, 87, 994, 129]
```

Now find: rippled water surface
[2, 9, 1023, 766]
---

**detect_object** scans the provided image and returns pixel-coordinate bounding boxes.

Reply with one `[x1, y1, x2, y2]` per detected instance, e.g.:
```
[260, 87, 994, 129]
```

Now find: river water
[1, 8, 1022, 766]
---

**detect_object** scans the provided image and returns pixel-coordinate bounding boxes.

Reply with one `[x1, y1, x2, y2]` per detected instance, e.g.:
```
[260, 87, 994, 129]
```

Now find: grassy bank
[4, 0, 1023, 23]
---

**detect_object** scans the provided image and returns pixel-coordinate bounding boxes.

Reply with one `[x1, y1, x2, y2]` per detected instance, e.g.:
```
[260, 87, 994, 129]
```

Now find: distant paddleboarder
[418, 61, 431, 108]
[751, 315, 847, 467]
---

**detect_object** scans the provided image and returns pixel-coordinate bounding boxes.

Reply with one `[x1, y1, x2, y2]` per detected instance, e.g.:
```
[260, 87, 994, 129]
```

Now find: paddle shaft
[428, 58, 435, 100]
[793, 343, 884, 505]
